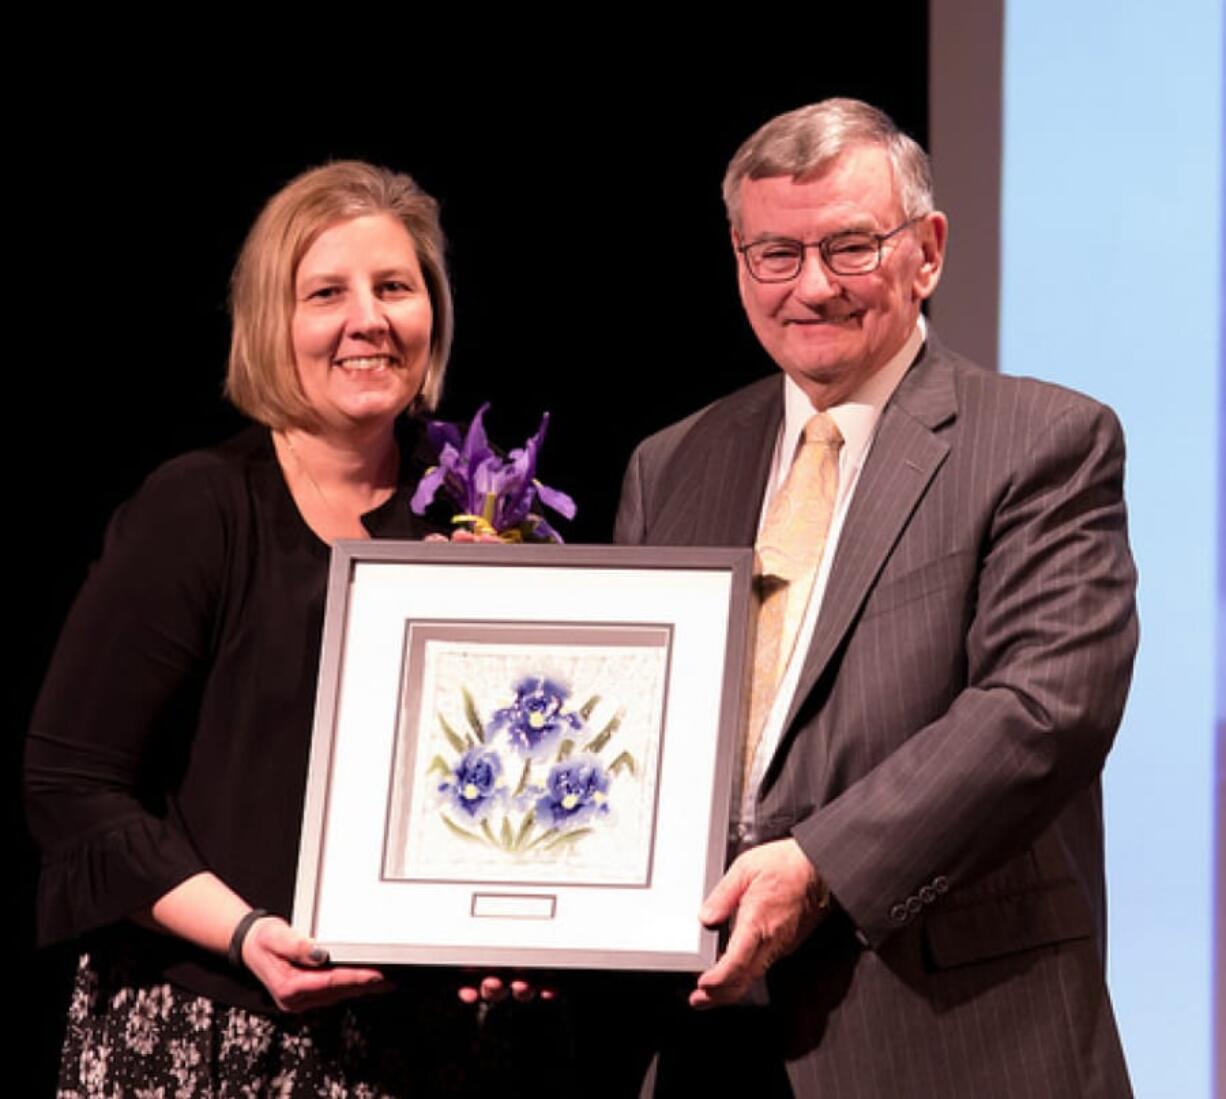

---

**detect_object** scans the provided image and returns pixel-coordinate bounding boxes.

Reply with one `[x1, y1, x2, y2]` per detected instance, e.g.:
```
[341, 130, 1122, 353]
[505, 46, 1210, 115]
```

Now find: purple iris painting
[535, 757, 611, 829]
[487, 677, 583, 756]
[410, 403, 576, 542]
[438, 748, 503, 822]
[432, 673, 635, 856]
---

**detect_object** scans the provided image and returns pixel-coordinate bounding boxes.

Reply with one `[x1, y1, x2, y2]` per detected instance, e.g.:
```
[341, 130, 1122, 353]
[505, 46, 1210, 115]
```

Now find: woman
[26, 162, 528, 1095]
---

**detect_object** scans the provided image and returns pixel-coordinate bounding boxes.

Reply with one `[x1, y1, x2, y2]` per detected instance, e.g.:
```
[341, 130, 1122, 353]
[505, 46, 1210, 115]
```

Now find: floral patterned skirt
[57, 952, 570, 1098]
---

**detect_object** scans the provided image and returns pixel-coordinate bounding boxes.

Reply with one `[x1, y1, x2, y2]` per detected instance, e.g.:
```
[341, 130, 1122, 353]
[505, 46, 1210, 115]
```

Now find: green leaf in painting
[579, 695, 601, 722]
[462, 687, 485, 743]
[481, 820, 499, 846]
[556, 739, 574, 761]
[608, 750, 637, 777]
[523, 827, 559, 852]
[427, 755, 452, 777]
[438, 714, 466, 754]
[584, 708, 625, 755]
[514, 808, 536, 849]
[544, 827, 593, 851]
[513, 759, 532, 798]
[439, 814, 483, 844]
[500, 817, 513, 848]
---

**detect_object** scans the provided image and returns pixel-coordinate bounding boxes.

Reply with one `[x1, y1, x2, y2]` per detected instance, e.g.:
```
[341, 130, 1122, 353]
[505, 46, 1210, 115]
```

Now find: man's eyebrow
[745, 220, 882, 246]
[744, 232, 801, 245]
[831, 218, 881, 234]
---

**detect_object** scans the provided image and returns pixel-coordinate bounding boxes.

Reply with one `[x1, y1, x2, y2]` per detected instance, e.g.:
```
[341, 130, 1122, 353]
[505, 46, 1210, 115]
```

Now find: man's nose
[793, 250, 840, 302]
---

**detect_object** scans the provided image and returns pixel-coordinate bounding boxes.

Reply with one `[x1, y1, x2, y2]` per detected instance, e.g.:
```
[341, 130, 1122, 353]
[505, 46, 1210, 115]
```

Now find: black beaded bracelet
[227, 908, 271, 969]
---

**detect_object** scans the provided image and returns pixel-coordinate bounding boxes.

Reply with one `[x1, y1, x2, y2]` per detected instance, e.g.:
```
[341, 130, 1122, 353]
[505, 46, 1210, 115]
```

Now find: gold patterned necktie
[743, 411, 844, 796]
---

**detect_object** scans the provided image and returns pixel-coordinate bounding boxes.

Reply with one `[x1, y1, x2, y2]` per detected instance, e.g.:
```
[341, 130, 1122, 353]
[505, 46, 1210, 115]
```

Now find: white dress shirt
[735, 317, 927, 839]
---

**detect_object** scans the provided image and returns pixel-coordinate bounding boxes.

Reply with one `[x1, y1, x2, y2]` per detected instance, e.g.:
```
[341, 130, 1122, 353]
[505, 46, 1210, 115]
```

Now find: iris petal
[427, 420, 463, 454]
[412, 405, 574, 540]
[460, 402, 494, 467]
[534, 480, 577, 520]
[410, 466, 447, 514]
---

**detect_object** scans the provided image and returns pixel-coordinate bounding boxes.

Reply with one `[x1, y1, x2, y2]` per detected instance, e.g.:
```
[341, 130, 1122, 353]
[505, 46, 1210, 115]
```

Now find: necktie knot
[755, 412, 844, 581]
[803, 411, 843, 449]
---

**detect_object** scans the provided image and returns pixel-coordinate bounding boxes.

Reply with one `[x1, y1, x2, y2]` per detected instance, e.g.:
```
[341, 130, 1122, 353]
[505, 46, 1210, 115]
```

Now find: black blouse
[26, 422, 444, 1011]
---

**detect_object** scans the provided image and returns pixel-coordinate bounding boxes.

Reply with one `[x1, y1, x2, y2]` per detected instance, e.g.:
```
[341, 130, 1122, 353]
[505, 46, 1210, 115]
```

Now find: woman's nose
[345, 287, 389, 336]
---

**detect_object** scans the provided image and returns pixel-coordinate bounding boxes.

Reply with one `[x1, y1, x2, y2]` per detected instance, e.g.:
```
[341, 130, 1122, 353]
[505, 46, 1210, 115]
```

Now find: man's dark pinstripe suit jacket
[615, 336, 1137, 1098]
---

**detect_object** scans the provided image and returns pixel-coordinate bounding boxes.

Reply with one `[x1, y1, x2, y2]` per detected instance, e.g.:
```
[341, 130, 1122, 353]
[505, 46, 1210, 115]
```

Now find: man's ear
[913, 211, 949, 301]
[731, 226, 751, 305]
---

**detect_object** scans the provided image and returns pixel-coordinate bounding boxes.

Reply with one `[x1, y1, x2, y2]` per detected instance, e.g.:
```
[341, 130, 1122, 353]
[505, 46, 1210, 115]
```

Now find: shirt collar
[778, 315, 926, 479]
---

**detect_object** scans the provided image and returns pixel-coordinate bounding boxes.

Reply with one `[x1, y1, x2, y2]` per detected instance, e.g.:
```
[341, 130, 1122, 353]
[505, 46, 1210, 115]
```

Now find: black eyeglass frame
[736, 216, 923, 282]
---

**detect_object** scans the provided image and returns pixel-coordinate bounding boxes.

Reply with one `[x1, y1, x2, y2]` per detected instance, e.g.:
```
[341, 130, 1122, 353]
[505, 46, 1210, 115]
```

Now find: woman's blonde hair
[226, 161, 453, 428]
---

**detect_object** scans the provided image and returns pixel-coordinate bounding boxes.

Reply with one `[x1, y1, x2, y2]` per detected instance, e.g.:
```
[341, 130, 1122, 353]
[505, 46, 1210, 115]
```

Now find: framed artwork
[292, 542, 752, 971]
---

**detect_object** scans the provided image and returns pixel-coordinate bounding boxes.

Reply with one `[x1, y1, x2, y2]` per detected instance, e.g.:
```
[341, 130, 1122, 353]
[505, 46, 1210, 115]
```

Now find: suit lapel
[651, 376, 783, 547]
[776, 341, 959, 742]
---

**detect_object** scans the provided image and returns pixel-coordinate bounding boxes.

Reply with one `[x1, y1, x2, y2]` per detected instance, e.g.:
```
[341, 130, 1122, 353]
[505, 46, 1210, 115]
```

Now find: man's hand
[456, 973, 557, 1005]
[691, 838, 829, 1009]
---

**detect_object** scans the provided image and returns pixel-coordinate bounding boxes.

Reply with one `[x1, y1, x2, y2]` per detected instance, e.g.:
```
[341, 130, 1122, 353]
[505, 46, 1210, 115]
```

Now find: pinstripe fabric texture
[615, 337, 1136, 1099]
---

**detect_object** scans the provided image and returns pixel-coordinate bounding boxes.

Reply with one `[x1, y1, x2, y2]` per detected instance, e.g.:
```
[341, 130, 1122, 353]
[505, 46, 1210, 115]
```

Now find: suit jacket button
[889, 903, 909, 923]
[906, 896, 923, 915]
[933, 876, 949, 894]
[918, 885, 936, 904]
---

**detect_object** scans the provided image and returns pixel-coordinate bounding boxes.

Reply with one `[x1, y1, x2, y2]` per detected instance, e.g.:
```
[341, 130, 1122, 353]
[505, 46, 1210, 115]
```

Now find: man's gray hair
[722, 98, 934, 230]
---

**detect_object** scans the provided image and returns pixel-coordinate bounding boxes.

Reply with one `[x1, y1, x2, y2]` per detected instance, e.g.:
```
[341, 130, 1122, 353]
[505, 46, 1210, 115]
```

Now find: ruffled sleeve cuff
[35, 814, 207, 946]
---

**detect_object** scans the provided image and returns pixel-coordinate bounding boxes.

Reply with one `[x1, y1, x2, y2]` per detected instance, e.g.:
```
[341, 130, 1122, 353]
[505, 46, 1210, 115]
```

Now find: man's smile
[782, 311, 863, 326]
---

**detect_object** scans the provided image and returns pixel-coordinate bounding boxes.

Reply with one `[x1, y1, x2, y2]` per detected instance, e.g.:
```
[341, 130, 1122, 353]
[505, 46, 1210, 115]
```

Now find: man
[616, 99, 1136, 1097]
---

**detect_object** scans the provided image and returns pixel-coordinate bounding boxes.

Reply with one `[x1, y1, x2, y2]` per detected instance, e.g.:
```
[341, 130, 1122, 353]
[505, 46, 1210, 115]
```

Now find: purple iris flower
[439, 748, 503, 821]
[535, 756, 610, 829]
[488, 676, 583, 756]
[410, 403, 576, 542]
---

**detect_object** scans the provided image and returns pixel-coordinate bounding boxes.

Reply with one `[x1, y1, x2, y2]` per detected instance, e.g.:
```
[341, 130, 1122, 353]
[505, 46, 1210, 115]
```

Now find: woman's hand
[147, 872, 392, 1013]
[242, 915, 394, 1013]
[423, 530, 502, 544]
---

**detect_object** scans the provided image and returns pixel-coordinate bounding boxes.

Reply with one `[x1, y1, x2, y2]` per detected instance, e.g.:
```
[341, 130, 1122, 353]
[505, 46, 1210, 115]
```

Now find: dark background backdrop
[13, 24, 927, 1090]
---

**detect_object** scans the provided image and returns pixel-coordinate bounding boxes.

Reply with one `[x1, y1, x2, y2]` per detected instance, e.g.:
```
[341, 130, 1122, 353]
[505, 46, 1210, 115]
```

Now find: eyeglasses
[737, 218, 921, 282]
